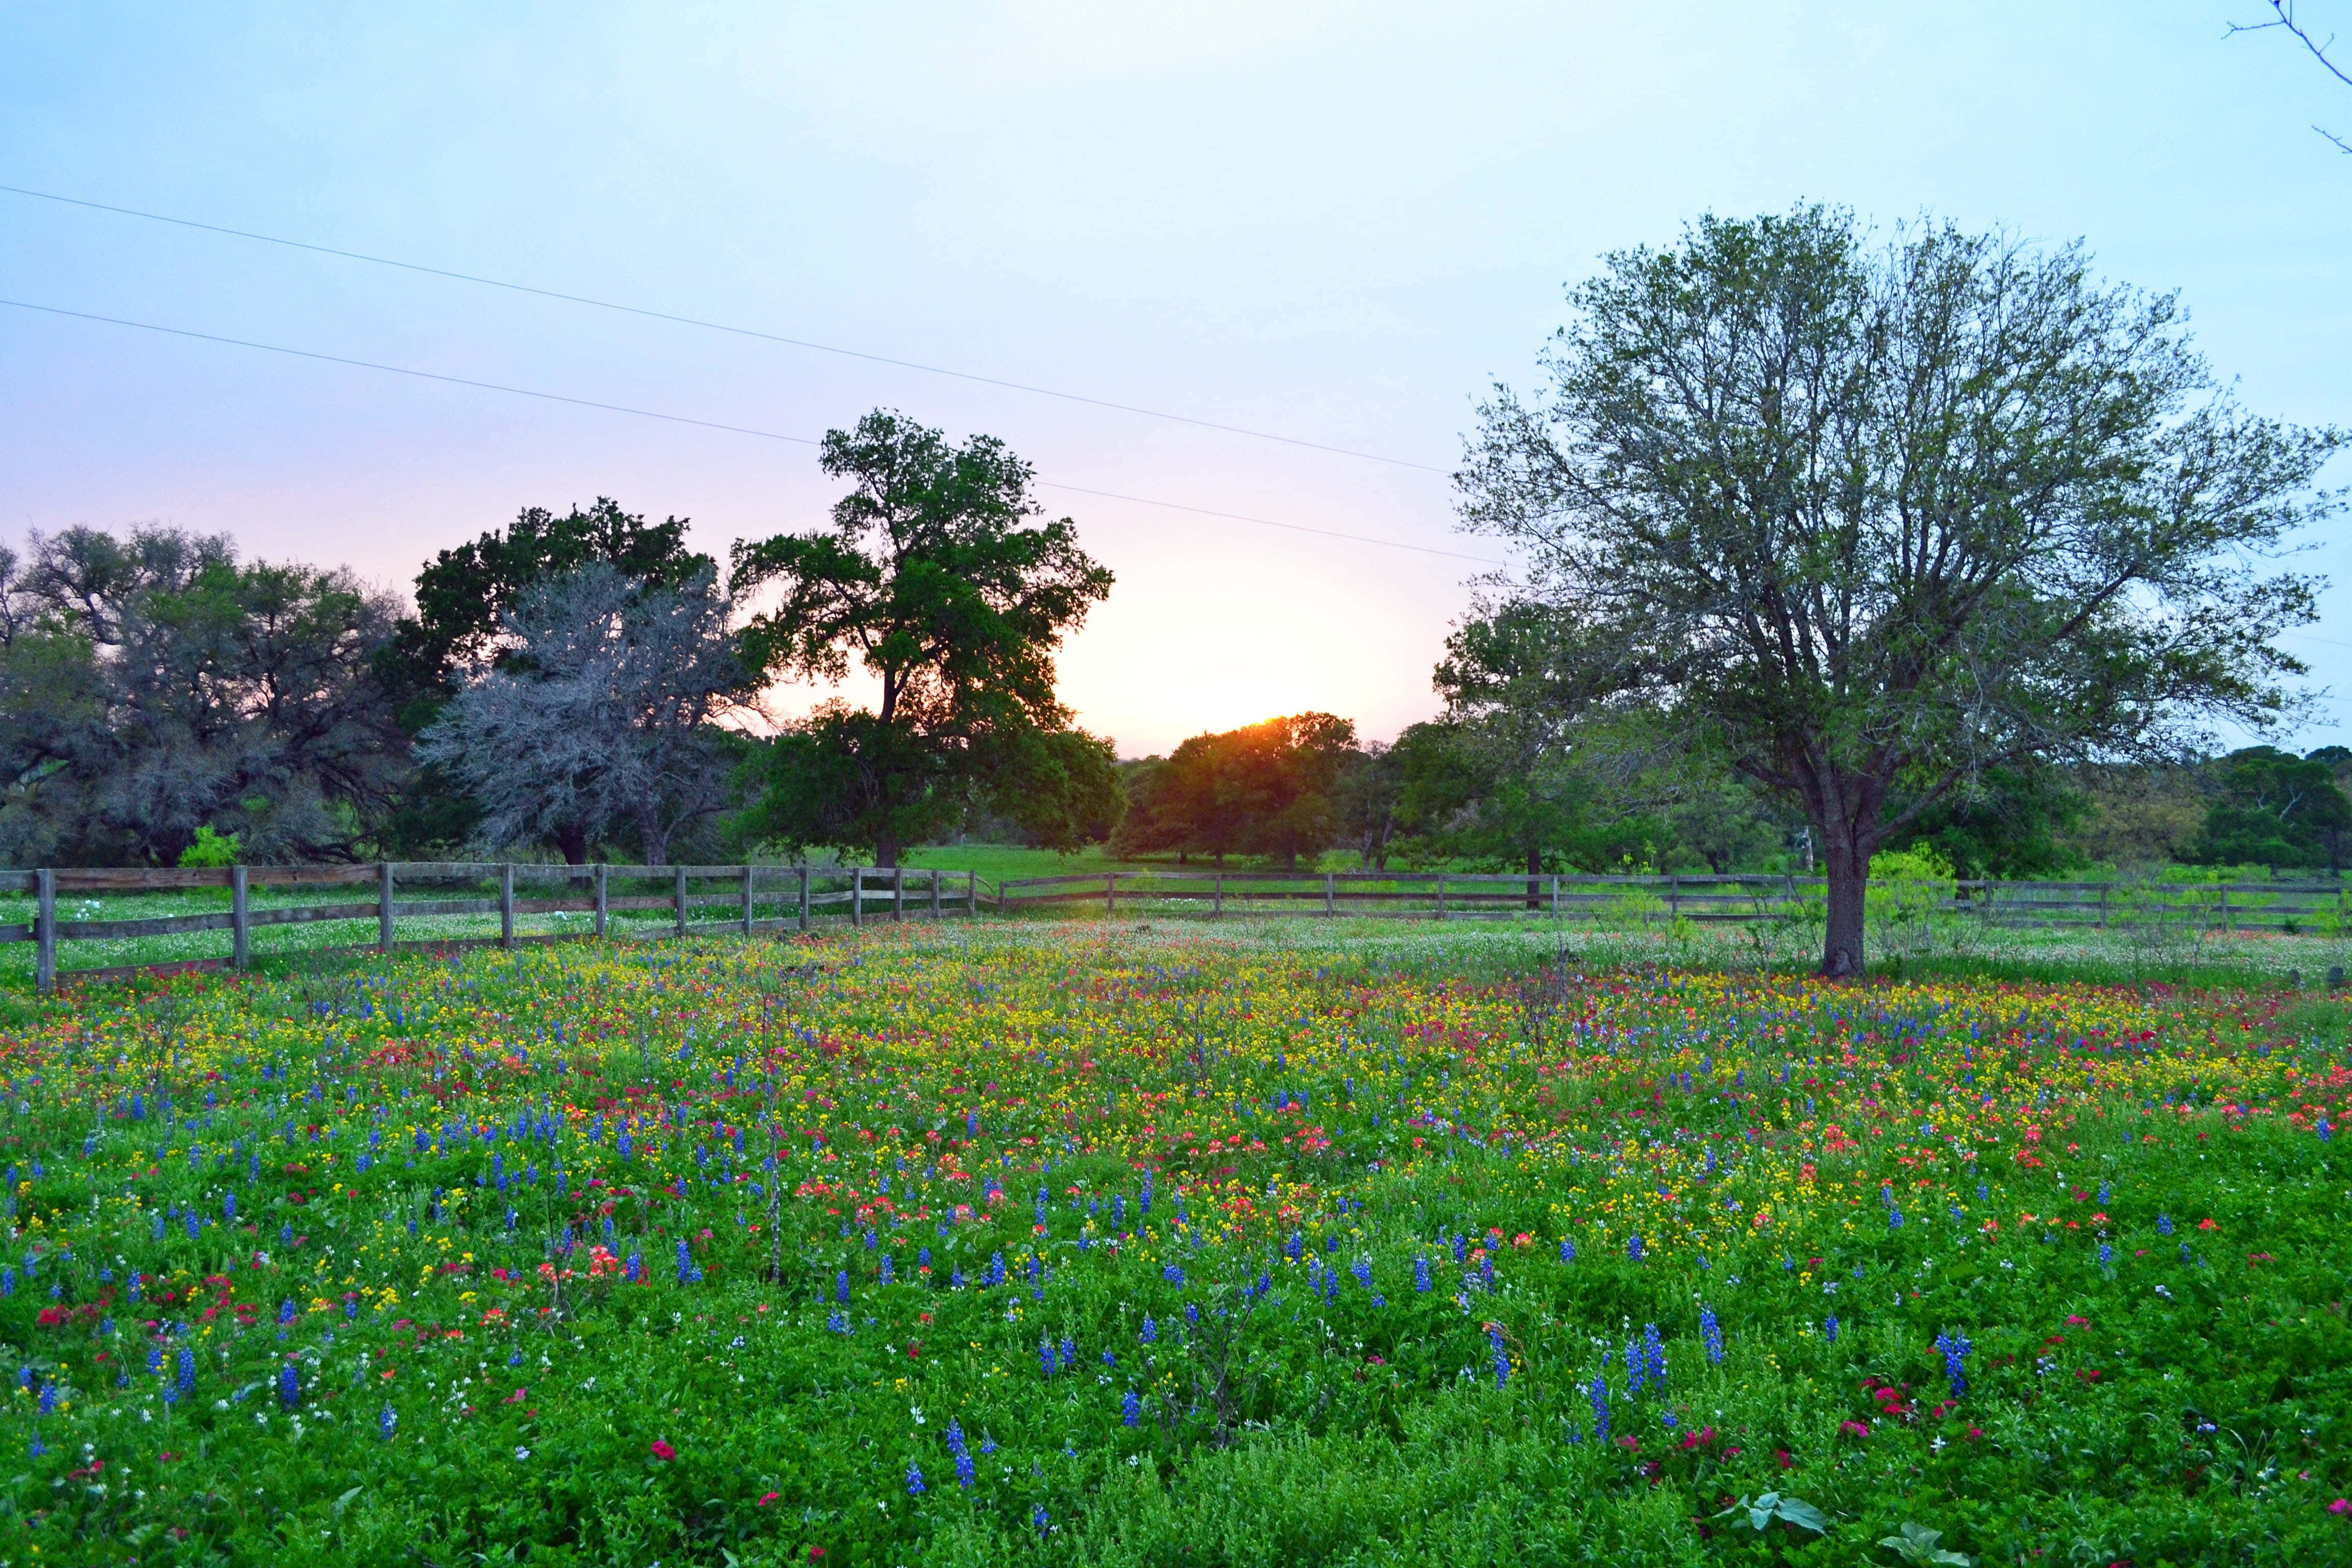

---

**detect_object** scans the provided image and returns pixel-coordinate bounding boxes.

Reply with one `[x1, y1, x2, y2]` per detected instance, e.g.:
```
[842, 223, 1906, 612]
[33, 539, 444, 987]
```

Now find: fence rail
[994, 869, 2352, 932]
[11, 863, 978, 993]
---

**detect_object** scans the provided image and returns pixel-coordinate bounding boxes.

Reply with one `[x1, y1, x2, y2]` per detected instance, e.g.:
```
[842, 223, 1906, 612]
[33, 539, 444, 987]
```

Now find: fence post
[231, 865, 251, 969]
[1550, 874, 1560, 920]
[799, 865, 811, 932]
[500, 863, 516, 949]
[893, 865, 905, 923]
[2220, 885, 2232, 934]
[594, 864, 608, 938]
[930, 869, 942, 920]
[34, 869, 55, 997]
[968, 870, 977, 917]
[742, 864, 756, 936]
[378, 862, 396, 952]
[851, 868, 863, 929]
[1435, 873, 1446, 921]
[674, 865, 689, 938]
[1213, 872, 1223, 919]
[1107, 873, 1117, 918]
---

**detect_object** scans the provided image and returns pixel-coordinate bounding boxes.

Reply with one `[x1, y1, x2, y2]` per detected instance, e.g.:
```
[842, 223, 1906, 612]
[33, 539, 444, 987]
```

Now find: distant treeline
[1105, 712, 2352, 881]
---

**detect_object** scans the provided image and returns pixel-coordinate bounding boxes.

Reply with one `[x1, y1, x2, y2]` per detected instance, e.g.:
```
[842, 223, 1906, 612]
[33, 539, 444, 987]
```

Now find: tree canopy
[418, 563, 756, 865]
[1458, 205, 2343, 975]
[0, 526, 404, 864]
[1114, 714, 1357, 869]
[730, 411, 1116, 865]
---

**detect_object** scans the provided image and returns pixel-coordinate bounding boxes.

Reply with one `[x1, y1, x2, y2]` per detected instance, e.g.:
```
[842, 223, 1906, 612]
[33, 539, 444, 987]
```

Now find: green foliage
[1112, 714, 1357, 868]
[1457, 202, 2343, 974]
[1879, 1521, 1973, 1566]
[2189, 746, 2352, 870]
[0, 526, 406, 865]
[731, 411, 1114, 866]
[1717, 1490, 1830, 1535]
[1885, 765, 2090, 880]
[381, 497, 713, 720]
[3, 931, 2350, 1563]
[175, 825, 240, 867]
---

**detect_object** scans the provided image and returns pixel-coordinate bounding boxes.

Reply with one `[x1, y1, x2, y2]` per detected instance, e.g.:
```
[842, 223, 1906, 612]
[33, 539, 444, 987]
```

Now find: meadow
[2, 920, 2347, 1566]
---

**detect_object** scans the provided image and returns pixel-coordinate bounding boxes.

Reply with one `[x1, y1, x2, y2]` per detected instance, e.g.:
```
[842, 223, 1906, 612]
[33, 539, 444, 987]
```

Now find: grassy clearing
[4, 919, 2348, 1563]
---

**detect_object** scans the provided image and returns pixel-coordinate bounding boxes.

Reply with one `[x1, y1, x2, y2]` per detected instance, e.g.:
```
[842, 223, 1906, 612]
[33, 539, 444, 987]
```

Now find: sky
[2, 1, 2348, 757]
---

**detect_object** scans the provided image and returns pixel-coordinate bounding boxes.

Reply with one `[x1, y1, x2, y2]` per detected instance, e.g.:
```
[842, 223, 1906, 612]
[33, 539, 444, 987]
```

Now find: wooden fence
[995, 868, 2352, 932]
[3, 863, 977, 994]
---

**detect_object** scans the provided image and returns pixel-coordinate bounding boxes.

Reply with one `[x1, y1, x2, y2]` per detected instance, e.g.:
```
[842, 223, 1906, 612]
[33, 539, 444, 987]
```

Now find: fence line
[994, 869, 2352, 933]
[7, 863, 978, 994]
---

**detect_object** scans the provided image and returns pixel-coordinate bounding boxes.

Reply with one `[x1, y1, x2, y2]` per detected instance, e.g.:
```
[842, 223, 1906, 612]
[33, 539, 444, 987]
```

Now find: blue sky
[3, 2, 2347, 754]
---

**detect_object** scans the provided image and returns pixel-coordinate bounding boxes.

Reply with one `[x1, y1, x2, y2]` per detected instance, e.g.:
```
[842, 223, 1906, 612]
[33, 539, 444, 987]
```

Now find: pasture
[2, 921, 2346, 1565]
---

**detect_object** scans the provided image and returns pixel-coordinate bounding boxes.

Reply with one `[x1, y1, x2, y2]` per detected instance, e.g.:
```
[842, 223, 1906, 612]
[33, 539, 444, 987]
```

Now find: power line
[0, 181, 1452, 475]
[0, 297, 1504, 567]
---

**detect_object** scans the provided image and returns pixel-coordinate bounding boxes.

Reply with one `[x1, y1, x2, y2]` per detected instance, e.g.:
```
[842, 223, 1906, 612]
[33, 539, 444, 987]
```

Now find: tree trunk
[875, 827, 899, 870]
[554, 822, 590, 866]
[1820, 835, 1868, 979]
[1525, 840, 1543, 911]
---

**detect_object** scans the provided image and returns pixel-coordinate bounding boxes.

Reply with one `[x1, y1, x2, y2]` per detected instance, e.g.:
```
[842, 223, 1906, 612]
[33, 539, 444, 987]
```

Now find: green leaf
[1772, 1494, 1830, 1533]
[334, 1485, 365, 1517]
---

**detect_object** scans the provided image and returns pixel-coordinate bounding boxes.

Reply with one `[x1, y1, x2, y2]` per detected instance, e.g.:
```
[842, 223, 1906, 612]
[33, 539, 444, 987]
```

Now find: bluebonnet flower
[1163, 1263, 1184, 1286]
[836, 1270, 850, 1304]
[1060, 1334, 1076, 1369]
[1039, 1335, 1056, 1377]
[1452, 1234, 1467, 1265]
[1033, 1503, 1050, 1534]
[1625, 1337, 1644, 1395]
[178, 1348, 195, 1396]
[1140, 1314, 1157, 1343]
[279, 1298, 296, 1325]
[1888, 1207, 1904, 1229]
[1559, 1237, 1577, 1263]
[2098, 1241, 2114, 1269]
[979, 1431, 998, 1455]
[2157, 1214, 2173, 1236]
[379, 1403, 397, 1440]
[278, 1363, 300, 1410]
[1628, 1233, 1644, 1262]
[906, 1463, 925, 1495]
[1121, 1388, 1140, 1426]
[677, 1238, 693, 1284]
[1414, 1256, 1432, 1293]
[1699, 1305, 1723, 1366]
[1825, 1314, 1840, 1344]
[1488, 1325, 1510, 1388]
[1587, 1372, 1609, 1441]
[1643, 1322, 1665, 1388]
[826, 1310, 849, 1334]
[1934, 1331, 1971, 1398]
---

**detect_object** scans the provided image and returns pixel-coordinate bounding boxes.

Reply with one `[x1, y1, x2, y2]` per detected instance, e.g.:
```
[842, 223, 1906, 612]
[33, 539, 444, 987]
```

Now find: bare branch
[2230, 2, 2352, 149]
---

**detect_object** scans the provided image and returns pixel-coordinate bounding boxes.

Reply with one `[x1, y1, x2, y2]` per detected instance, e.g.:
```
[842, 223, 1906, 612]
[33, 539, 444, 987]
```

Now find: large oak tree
[1457, 207, 2342, 976]
[731, 411, 1115, 866]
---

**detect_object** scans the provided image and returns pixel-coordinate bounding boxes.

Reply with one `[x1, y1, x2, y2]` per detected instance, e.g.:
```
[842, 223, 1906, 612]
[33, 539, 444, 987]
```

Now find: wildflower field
[3, 924, 2348, 1566]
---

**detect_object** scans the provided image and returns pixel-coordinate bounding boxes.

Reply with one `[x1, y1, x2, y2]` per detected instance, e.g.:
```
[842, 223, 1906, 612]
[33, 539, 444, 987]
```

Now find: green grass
[7, 921, 2350, 1564]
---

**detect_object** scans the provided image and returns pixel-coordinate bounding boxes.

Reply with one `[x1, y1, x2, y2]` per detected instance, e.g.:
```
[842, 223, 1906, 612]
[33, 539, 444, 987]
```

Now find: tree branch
[2231, 1, 2352, 150]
